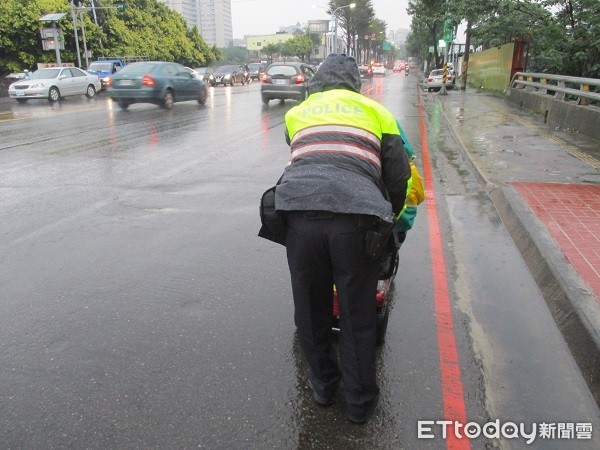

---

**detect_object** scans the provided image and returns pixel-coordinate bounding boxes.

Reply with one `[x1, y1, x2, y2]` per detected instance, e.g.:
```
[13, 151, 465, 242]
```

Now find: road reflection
[0, 96, 107, 122]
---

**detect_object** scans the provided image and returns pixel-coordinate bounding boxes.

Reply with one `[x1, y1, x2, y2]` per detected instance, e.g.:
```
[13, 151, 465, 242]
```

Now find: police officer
[275, 54, 411, 424]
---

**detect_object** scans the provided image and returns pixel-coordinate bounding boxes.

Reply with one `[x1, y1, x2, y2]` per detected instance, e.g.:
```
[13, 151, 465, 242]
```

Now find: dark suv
[247, 63, 266, 81]
[260, 62, 316, 104]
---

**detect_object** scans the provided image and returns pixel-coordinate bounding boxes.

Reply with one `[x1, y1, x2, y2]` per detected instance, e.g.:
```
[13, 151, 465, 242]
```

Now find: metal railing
[510, 72, 600, 106]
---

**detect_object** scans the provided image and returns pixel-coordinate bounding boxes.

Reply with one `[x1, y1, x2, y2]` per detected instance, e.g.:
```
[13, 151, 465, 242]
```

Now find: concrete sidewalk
[436, 88, 600, 404]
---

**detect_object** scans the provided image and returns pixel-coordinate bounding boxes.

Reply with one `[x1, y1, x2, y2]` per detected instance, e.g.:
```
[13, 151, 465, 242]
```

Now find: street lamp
[332, 3, 356, 55]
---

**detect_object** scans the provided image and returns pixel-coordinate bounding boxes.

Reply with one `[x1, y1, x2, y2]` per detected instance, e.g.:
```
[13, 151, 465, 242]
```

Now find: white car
[426, 69, 455, 92]
[8, 67, 101, 103]
[372, 62, 386, 76]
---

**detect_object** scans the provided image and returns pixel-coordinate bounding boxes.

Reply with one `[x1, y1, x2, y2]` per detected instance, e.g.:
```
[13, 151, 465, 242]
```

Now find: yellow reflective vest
[275, 89, 412, 222]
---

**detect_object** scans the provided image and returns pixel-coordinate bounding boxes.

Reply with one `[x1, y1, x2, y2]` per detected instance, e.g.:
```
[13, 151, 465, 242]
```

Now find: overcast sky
[231, 0, 411, 39]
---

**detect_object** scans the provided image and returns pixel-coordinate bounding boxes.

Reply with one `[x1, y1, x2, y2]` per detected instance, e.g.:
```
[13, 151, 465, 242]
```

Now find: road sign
[443, 18, 453, 43]
[40, 27, 64, 50]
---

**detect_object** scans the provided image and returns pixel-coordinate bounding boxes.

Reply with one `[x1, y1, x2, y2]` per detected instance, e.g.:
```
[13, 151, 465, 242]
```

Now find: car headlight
[101, 77, 109, 82]
[29, 82, 47, 89]
[223, 74, 231, 80]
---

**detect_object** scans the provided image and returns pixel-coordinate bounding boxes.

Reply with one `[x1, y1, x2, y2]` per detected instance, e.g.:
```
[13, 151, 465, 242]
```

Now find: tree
[295, 30, 322, 62]
[0, 0, 75, 72]
[407, 0, 447, 70]
[366, 18, 387, 62]
[0, 0, 218, 75]
[218, 46, 248, 65]
[281, 40, 295, 62]
[328, 0, 375, 56]
[406, 21, 431, 64]
[285, 35, 314, 62]
[406, 0, 600, 81]
[446, 0, 502, 89]
[536, 0, 599, 77]
[262, 43, 282, 64]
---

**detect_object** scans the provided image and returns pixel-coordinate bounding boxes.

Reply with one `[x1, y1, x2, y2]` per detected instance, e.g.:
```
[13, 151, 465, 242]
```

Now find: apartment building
[157, 0, 233, 48]
[197, 0, 233, 48]
[157, 0, 197, 27]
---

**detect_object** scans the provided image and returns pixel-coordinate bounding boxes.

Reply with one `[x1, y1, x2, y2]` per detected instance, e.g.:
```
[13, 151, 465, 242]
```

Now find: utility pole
[71, 2, 123, 68]
[71, 1, 82, 67]
[80, 10, 89, 68]
[90, 0, 98, 24]
[51, 21, 62, 65]
[331, 3, 355, 55]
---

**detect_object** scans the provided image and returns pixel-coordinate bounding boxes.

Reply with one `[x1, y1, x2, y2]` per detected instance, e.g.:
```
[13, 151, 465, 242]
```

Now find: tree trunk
[461, 19, 472, 91]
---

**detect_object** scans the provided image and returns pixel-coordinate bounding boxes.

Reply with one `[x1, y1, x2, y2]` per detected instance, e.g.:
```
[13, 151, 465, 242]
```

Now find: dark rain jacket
[275, 54, 411, 223]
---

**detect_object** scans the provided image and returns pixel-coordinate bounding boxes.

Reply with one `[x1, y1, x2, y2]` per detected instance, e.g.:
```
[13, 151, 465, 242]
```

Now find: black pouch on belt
[364, 220, 396, 262]
[258, 178, 286, 246]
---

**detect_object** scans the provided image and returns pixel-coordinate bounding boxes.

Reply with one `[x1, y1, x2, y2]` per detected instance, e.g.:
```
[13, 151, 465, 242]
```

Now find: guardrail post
[555, 81, 566, 100]
[517, 75, 525, 89]
[525, 76, 534, 92]
[577, 84, 590, 106]
[539, 78, 547, 95]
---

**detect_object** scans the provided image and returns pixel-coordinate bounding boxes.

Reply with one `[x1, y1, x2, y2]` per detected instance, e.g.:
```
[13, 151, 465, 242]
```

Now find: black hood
[308, 53, 361, 95]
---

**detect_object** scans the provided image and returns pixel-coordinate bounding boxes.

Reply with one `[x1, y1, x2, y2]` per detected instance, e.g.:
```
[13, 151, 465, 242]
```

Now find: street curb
[438, 94, 600, 405]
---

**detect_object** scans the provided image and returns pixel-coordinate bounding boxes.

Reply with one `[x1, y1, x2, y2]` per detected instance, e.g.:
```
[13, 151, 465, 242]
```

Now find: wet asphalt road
[0, 78, 598, 449]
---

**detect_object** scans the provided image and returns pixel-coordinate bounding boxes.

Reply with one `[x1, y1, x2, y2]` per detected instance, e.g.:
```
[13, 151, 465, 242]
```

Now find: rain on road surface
[0, 76, 598, 449]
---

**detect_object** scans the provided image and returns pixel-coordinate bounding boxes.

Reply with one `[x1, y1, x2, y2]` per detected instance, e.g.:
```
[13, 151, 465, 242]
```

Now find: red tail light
[332, 290, 340, 316]
[375, 290, 385, 307]
[141, 75, 155, 86]
[428, 78, 433, 82]
[105, 78, 113, 87]
[293, 74, 305, 84]
[261, 74, 270, 84]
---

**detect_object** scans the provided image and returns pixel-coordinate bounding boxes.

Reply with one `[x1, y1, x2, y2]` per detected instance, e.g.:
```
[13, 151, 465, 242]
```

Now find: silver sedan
[8, 67, 101, 103]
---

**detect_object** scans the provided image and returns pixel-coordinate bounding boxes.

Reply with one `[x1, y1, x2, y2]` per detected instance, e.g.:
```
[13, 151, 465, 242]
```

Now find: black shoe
[308, 380, 335, 407]
[347, 398, 378, 424]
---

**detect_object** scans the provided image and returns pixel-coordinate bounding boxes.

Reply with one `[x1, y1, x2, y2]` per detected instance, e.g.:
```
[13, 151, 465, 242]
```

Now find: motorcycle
[242, 66, 251, 84]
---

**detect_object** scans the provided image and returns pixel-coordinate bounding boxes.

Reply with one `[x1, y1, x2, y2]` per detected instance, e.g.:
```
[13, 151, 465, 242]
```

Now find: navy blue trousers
[285, 212, 380, 407]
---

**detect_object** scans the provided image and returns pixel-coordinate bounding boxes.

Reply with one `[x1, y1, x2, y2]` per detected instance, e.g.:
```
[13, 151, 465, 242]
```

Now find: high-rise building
[157, 0, 197, 27]
[156, 0, 233, 48]
[197, 0, 233, 48]
[388, 28, 410, 49]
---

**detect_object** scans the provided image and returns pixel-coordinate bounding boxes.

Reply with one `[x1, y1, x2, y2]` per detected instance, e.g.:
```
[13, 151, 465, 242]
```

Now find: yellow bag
[406, 161, 425, 206]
